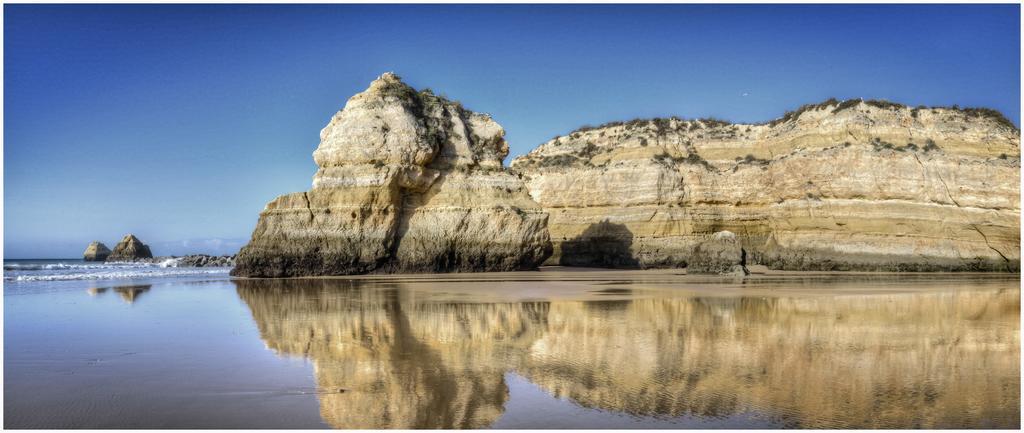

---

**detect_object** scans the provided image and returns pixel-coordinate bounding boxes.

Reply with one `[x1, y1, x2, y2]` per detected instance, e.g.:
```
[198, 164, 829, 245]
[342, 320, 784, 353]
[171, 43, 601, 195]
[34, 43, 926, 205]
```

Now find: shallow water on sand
[4, 269, 1020, 428]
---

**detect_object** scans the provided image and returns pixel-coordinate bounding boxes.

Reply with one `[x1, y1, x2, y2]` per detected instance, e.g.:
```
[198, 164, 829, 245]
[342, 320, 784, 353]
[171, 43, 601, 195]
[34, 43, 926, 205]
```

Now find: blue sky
[4, 4, 1020, 258]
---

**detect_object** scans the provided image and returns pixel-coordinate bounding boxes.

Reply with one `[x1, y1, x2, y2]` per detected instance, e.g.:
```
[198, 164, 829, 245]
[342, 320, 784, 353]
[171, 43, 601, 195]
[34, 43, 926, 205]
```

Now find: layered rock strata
[82, 241, 111, 261]
[233, 73, 551, 277]
[105, 234, 153, 261]
[511, 99, 1021, 271]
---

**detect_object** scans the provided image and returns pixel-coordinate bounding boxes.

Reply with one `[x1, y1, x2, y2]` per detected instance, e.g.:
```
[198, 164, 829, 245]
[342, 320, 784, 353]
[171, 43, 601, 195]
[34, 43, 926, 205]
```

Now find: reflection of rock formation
[112, 284, 151, 304]
[235, 279, 1019, 429]
[235, 279, 548, 429]
[519, 289, 1020, 428]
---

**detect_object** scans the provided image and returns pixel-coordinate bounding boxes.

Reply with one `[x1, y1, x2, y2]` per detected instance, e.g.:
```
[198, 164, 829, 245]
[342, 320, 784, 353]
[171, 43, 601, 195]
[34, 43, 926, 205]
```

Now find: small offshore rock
[83, 241, 112, 262]
[106, 234, 153, 262]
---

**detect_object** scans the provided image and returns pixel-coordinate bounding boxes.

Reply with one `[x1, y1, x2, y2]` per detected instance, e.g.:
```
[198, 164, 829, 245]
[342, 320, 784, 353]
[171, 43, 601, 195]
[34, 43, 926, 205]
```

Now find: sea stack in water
[233, 73, 551, 277]
[106, 234, 154, 262]
[82, 241, 112, 261]
[511, 99, 1020, 272]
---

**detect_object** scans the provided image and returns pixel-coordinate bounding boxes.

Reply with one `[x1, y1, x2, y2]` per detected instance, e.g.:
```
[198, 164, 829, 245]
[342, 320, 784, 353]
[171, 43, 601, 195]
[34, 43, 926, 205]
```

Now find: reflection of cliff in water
[113, 285, 151, 304]
[235, 279, 1019, 429]
[85, 284, 152, 303]
[520, 292, 1019, 428]
[235, 279, 548, 429]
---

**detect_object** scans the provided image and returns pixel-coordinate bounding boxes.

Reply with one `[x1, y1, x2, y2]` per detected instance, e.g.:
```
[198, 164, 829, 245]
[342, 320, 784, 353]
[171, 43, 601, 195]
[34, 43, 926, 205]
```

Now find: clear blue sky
[5, 4, 1020, 258]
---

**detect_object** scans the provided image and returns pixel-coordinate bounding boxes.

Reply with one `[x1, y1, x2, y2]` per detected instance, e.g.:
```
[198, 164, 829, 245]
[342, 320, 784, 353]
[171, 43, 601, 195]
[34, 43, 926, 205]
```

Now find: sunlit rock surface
[511, 100, 1020, 271]
[82, 241, 111, 261]
[233, 73, 550, 277]
[235, 275, 1019, 428]
[105, 234, 153, 261]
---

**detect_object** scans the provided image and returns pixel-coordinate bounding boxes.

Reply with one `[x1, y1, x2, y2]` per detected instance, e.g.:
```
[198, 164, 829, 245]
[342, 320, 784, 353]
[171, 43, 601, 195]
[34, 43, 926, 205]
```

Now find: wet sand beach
[4, 267, 1020, 428]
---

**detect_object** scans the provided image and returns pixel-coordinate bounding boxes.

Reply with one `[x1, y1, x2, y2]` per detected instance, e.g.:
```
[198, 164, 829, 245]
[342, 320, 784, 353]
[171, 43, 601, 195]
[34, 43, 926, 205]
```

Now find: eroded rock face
[511, 100, 1021, 271]
[82, 241, 111, 262]
[233, 73, 551, 277]
[105, 234, 153, 262]
[688, 231, 747, 275]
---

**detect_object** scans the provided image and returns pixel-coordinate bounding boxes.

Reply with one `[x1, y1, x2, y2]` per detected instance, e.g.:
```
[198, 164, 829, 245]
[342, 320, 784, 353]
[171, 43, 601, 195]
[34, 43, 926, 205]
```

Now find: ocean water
[3, 267, 1020, 429]
[3, 259, 230, 290]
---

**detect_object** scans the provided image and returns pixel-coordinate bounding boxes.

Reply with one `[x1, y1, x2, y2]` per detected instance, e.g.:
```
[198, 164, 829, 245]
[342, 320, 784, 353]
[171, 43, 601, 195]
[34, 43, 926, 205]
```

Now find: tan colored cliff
[511, 99, 1020, 271]
[234, 277, 1019, 428]
[232, 73, 551, 277]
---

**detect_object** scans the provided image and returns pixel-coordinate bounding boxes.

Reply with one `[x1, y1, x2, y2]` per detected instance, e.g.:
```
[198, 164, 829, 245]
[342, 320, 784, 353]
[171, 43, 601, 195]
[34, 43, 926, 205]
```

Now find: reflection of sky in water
[4, 273, 1020, 428]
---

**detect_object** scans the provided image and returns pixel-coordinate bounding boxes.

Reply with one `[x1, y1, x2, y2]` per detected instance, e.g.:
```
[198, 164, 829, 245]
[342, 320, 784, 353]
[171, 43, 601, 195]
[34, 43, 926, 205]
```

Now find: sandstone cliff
[511, 99, 1020, 271]
[105, 234, 153, 262]
[232, 73, 551, 277]
[82, 241, 111, 261]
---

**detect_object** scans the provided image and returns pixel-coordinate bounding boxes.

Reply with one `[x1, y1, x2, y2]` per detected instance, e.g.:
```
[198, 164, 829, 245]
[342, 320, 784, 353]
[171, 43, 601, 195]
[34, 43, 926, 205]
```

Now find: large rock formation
[82, 241, 111, 261]
[105, 234, 153, 262]
[511, 99, 1021, 271]
[233, 73, 551, 277]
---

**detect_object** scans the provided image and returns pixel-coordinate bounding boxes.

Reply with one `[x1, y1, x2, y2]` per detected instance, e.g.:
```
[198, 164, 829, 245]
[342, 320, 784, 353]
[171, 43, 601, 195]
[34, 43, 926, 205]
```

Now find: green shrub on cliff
[864, 99, 906, 110]
[680, 153, 714, 170]
[766, 98, 846, 126]
[961, 107, 1018, 130]
[831, 98, 862, 114]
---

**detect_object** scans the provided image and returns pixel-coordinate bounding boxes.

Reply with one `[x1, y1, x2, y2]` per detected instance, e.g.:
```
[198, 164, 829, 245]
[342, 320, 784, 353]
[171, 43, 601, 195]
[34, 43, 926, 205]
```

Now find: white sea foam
[3, 260, 229, 283]
[157, 258, 181, 268]
[7, 268, 229, 282]
[4, 263, 127, 271]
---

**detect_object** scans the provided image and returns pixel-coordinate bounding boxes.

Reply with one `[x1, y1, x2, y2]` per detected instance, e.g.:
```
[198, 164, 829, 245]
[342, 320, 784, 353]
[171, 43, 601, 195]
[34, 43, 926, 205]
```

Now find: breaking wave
[3, 259, 229, 283]
[7, 268, 229, 282]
